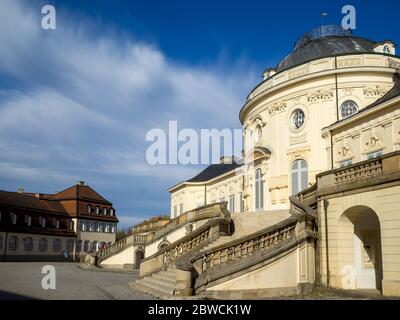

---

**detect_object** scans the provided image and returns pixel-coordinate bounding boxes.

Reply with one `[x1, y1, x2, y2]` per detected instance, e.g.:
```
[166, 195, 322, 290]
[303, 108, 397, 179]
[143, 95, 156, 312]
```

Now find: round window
[291, 109, 305, 130]
[340, 100, 358, 118]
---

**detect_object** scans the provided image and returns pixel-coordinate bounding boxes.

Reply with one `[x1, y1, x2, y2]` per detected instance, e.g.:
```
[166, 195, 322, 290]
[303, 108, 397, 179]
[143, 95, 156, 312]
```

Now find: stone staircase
[130, 210, 290, 299]
[130, 268, 178, 299]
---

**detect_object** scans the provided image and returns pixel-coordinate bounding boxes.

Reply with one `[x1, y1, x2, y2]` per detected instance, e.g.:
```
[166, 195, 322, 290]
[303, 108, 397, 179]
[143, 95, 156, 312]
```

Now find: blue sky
[1, 0, 399, 228]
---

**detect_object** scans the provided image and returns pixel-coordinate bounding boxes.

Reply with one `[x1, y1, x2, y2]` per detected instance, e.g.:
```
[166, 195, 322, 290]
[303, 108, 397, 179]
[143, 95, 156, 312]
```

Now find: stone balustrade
[133, 219, 170, 234]
[140, 217, 231, 277]
[96, 202, 230, 265]
[334, 159, 383, 184]
[164, 228, 211, 266]
[199, 221, 297, 273]
[246, 54, 400, 103]
[316, 151, 400, 196]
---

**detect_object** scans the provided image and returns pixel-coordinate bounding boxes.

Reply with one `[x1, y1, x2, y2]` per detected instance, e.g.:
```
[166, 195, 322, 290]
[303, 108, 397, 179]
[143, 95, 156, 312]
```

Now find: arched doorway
[135, 248, 145, 269]
[338, 206, 383, 291]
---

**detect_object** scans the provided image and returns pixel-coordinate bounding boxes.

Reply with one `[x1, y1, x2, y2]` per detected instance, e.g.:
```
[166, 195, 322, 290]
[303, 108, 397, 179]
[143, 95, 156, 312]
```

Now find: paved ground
[0, 262, 395, 300]
[0, 262, 154, 300]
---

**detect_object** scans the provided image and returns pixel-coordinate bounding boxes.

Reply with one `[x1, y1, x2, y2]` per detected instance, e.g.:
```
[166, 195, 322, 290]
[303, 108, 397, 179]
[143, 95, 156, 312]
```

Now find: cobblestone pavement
[0, 262, 154, 300]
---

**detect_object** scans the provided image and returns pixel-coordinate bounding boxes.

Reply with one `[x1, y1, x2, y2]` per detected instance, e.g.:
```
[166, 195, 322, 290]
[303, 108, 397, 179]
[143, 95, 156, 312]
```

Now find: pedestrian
[63, 250, 68, 262]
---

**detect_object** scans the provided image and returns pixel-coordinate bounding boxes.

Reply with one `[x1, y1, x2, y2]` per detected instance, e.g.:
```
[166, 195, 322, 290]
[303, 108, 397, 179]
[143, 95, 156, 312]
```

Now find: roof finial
[321, 12, 328, 27]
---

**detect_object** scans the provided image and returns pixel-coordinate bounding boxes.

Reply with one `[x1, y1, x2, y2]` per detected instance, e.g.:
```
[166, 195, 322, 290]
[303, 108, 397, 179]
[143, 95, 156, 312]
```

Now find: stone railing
[297, 184, 318, 207]
[164, 228, 211, 266]
[198, 219, 297, 274]
[133, 219, 170, 234]
[172, 184, 318, 296]
[334, 159, 382, 184]
[245, 54, 399, 103]
[149, 202, 229, 244]
[96, 202, 230, 264]
[97, 236, 134, 262]
[316, 151, 400, 196]
[139, 216, 231, 277]
[178, 212, 316, 296]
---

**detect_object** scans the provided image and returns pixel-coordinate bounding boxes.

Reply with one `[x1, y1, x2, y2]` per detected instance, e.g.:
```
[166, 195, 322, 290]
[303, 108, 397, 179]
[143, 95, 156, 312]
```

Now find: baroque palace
[0, 181, 118, 261]
[91, 25, 400, 298]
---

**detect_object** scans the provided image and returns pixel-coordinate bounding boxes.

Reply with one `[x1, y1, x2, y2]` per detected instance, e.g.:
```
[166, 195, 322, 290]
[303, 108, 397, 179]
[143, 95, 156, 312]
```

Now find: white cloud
[0, 0, 258, 227]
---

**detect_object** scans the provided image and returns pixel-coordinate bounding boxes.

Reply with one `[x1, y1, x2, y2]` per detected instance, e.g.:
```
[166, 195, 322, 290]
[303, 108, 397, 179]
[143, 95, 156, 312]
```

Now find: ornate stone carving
[388, 58, 400, 70]
[307, 89, 334, 103]
[336, 143, 353, 159]
[268, 101, 287, 115]
[363, 85, 390, 98]
[342, 87, 353, 96]
[364, 134, 384, 153]
[337, 58, 362, 68]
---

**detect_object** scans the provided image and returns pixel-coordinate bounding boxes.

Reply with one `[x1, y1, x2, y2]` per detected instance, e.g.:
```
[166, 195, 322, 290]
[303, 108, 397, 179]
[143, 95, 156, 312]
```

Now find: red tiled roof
[0, 190, 67, 214]
[48, 184, 111, 204]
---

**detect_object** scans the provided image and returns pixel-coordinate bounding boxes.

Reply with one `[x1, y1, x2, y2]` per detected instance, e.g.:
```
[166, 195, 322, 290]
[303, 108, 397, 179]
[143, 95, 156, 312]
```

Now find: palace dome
[276, 25, 377, 73]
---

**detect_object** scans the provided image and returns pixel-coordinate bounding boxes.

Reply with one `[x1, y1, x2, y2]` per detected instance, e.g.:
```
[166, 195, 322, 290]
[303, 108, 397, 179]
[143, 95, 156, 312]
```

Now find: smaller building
[0, 181, 118, 261]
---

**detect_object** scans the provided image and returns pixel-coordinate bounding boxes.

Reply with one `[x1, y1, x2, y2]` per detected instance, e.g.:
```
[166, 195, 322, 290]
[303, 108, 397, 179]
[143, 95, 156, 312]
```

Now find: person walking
[63, 250, 68, 262]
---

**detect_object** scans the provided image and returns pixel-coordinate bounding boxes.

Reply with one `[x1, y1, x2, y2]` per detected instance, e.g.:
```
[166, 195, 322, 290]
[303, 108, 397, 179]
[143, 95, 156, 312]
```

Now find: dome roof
[276, 26, 377, 73]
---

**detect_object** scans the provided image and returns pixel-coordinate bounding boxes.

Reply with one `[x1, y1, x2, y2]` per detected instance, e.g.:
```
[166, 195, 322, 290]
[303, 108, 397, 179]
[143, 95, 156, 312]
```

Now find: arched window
[8, 236, 18, 251]
[23, 237, 33, 251]
[340, 100, 358, 118]
[291, 159, 308, 195]
[39, 238, 48, 252]
[383, 45, 391, 54]
[255, 169, 264, 210]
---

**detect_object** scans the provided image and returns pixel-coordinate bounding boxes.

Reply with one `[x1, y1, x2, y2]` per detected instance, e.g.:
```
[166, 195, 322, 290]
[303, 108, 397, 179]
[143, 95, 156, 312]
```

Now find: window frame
[291, 159, 309, 195]
[340, 100, 359, 119]
[229, 194, 235, 213]
[291, 109, 305, 130]
[39, 238, 48, 252]
[255, 169, 264, 211]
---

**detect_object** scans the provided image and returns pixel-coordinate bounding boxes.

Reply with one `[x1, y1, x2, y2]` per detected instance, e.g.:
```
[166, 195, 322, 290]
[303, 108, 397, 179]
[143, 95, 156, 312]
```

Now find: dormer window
[25, 215, 32, 226]
[10, 212, 17, 225]
[383, 45, 391, 54]
[87, 205, 92, 214]
[103, 208, 107, 215]
[95, 207, 100, 215]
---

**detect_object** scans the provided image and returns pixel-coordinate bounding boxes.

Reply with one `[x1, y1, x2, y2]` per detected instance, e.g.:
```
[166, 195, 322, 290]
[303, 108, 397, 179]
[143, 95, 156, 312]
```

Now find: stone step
[137, 277, 175, 295]
[152, 273, 177, 286]
[129, 281, 170, 299]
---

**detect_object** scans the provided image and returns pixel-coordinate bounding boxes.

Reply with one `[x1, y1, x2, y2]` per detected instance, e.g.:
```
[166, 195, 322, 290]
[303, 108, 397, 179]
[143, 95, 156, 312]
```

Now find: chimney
[219, 156, 235, 164]
[17, 187, 24, 194]
[77, 181, 85, 186]
[35, 193, 42, 199]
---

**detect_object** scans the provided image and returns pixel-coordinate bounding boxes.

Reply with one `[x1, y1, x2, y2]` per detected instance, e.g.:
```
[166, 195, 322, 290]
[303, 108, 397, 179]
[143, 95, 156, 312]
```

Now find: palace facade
[94, 25, 400, 298]
[0, 181, 118, 261]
